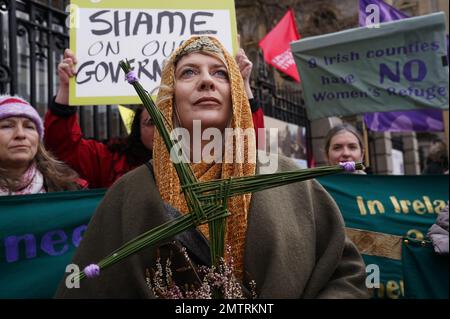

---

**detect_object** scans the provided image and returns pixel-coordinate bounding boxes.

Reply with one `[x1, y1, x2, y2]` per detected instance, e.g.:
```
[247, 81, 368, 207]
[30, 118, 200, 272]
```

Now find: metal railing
[252, 51, 312, 163]
[0, 0, 124, 140]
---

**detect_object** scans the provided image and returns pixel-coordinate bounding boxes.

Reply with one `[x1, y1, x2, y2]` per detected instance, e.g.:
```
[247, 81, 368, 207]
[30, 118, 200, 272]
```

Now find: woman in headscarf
[0, 95, 86, 195]
[55, 36, 369, 299]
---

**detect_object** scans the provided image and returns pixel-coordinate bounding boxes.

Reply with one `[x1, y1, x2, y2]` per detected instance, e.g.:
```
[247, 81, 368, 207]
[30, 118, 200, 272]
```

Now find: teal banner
[401, 238, 448, 299]
[0, 189, 105, 298]
[318, 174, 448, 299]
[291, 13, 449, 120]
[0, 176, 447, 298]
[318, 174, 448, 238]
[362, 255, 404, 299]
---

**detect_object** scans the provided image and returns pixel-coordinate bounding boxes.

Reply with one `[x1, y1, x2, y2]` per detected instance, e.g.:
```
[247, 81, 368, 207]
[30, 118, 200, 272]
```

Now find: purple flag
[364, 109, 444, 132]
[359, 0, 445, 132]
[359, 0, 409, 26]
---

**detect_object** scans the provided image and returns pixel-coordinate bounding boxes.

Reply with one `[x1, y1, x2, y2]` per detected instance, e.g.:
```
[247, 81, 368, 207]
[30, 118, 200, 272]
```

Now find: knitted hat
[0, 95, 44, 139]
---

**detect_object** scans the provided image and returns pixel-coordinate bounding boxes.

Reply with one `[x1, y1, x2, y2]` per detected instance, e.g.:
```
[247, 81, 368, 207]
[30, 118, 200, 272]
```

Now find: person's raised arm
[45, 49, 115, 188]
[55, 48, 77, 105]
[235, 48, 254, 99]
[235, 47, 265, 149]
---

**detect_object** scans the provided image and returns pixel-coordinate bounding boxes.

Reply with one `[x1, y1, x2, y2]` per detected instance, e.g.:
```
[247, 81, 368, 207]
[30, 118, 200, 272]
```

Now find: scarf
[0, 163, 46, 196]
[153, 36, 256, 280]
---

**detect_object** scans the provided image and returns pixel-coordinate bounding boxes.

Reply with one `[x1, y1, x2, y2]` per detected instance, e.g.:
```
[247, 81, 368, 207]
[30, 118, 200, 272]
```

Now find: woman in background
[0, 95, 86, 195]
[324, 123, 366, 174]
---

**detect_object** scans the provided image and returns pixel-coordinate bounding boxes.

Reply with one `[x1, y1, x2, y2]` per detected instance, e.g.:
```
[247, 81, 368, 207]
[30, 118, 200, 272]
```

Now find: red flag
[258, 9, 300, 82]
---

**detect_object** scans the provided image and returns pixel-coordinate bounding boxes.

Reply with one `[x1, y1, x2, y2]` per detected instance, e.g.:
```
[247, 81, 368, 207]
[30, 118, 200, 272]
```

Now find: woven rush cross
[78, 61, 363, 281]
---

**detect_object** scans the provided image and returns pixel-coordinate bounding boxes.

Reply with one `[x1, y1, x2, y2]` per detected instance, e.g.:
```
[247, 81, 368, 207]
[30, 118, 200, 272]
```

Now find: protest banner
[290, 13, 449, 120]
[317, 174, 448, 299]
[0, 189, 104, 298]
[401, 238, 448, 299]
[359, 0, 446, 133]
[68, 0, 238, 105]
[0, 176, 447, 298]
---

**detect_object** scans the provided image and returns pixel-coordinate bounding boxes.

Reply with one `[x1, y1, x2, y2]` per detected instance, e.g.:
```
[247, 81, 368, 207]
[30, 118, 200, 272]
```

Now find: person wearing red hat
[0, 95, 87, 195]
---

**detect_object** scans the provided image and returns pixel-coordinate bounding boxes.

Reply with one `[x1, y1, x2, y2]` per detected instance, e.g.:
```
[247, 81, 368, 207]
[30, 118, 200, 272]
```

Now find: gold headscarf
[152, 36, 256, 279]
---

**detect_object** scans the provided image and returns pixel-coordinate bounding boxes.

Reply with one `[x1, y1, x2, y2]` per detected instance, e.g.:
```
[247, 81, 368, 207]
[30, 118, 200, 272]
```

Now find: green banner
[291, 13, 449, 120]
[0, 189, 105, 298]
[318, 174, 449, 240]
[0, 176, 447, 298]
[401, 238, 448, 299]
[318, 174, 448, 238]
[362, 255, 405, 299]
[318, 174, 448, 299]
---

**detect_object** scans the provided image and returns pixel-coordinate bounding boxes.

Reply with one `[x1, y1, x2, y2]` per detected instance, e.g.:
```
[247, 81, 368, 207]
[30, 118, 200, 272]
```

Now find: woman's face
[139, 110, 155, 151]
[327, 131, 363, 165]
[174, 52, 232, 134]
[0, 117, 39, 170]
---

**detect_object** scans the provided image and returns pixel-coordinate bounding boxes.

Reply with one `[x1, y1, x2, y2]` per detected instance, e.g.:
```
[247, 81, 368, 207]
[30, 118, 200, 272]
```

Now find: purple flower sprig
[84, 264, 100, 278]
[125, 71, 138, 84]
[339, 161, 356, 172]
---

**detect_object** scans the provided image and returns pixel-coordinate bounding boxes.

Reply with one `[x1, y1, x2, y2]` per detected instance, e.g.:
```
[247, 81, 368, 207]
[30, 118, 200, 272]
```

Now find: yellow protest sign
[68, 0, 238, 106]
[118, 105, 135, 134]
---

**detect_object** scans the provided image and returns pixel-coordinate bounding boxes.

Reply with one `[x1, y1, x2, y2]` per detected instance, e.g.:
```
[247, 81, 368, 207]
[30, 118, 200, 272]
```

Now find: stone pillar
[371, 132, 393, 174]
[310, 116, 343, 166]
[401, 132, 421, 175]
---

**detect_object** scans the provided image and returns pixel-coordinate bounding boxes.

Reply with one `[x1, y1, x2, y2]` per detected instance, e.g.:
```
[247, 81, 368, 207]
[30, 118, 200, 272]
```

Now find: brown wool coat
[55, 156, 370, 299]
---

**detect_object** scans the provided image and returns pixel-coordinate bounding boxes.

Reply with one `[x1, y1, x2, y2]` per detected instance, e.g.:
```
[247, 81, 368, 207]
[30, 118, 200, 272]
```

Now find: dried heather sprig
[146, 245, 256, 299]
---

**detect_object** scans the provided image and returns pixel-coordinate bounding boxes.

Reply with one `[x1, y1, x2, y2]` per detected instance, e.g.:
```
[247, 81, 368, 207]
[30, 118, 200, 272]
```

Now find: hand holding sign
[235, 49, 252, 82]
[235, 35, 254, 99]
[56, 49, 78, 105]
[235, 49, 254, 99]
